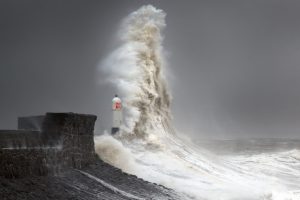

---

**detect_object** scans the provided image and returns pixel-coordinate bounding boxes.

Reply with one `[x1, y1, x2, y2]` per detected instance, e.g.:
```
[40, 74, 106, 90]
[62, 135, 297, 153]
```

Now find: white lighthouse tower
[111, 94, 122, 134]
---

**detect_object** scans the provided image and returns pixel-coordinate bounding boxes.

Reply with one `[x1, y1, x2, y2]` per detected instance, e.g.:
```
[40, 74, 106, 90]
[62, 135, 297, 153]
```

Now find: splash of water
[94, 134, 136, 174]
[101, 5, 173, 141]
[97, 5, 300, 200]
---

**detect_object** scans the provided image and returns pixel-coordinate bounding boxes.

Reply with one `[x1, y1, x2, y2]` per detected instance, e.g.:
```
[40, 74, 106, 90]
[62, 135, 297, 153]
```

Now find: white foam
[94, 134, 136, 174]
[97, 5, 300, 200]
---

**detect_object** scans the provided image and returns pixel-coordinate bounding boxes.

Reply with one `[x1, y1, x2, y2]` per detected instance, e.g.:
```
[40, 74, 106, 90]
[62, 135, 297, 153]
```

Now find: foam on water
[97, 5, 300, 200]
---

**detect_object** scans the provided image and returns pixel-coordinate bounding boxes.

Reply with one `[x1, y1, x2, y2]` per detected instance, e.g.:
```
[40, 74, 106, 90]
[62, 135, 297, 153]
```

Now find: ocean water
[96, 5, 300, 200]
[96, 136, 300, 200]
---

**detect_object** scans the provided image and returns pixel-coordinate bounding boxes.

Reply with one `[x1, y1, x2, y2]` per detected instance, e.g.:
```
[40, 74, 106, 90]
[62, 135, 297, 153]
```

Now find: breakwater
[0, 113, 97, 178]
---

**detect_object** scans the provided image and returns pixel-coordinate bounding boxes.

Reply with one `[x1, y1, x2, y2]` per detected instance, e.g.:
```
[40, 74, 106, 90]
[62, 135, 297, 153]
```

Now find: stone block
[0, 112, 97, 178]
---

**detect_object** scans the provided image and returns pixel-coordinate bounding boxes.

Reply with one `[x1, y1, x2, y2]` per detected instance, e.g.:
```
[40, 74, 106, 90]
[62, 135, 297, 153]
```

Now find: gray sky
[1, 0, 300, 139]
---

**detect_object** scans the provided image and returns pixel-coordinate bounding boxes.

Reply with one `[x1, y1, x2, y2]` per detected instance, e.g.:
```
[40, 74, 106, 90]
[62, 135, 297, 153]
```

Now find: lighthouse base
[111, 127, 120, 135]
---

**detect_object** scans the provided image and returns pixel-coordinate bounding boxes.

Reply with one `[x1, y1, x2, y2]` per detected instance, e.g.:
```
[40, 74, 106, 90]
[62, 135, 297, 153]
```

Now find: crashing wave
[97, 5, 300, 200]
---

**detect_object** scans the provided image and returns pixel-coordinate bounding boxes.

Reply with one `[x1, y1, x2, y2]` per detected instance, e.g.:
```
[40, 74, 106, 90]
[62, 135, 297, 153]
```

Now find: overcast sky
[1, 0, 300, 139]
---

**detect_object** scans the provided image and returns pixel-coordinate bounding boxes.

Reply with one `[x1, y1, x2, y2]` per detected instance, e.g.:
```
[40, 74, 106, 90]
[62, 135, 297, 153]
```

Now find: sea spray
[96, 5, 300, 200]
[101, 5, 173, 140]
[94, 134, 136, 174]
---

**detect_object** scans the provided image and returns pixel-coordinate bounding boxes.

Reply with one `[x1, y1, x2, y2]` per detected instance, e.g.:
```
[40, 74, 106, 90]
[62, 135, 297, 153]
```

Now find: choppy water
[96, 5, 300, 200]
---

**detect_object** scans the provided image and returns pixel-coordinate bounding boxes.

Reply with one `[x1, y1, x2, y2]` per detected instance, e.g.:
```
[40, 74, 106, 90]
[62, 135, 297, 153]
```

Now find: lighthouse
[111, 94, 122, 134]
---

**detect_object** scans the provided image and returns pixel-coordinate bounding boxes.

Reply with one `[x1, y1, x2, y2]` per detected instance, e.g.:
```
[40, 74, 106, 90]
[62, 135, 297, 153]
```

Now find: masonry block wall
[43, 113, 97, 168]
[0, 113, 97, 178]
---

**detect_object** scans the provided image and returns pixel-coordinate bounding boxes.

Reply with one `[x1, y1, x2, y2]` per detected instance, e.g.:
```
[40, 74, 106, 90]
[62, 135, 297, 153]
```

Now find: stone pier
[0, 112, 97, 178]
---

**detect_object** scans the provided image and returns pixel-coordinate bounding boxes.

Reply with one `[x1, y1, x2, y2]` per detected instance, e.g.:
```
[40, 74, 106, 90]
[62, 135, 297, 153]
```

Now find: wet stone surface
[0, 159, 183, 200]
[0, 113, 184, 199]
[0, 113, 97, 178]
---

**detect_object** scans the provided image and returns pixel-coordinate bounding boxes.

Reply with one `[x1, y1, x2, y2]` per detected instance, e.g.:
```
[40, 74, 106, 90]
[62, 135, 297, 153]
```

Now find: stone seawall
[0, 112, 97, 178]
[0, 130, 43, 149]
[0, 149, 60, 178]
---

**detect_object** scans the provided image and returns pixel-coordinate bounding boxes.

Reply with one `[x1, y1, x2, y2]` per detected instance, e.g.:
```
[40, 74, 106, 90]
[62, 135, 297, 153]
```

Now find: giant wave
[96, 5, 300, 200]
